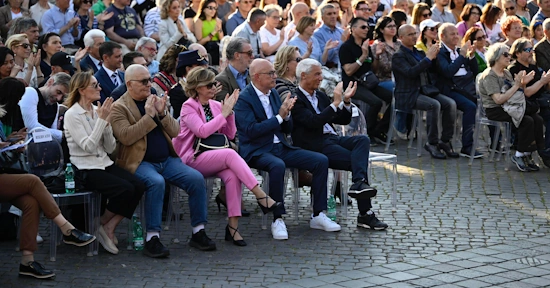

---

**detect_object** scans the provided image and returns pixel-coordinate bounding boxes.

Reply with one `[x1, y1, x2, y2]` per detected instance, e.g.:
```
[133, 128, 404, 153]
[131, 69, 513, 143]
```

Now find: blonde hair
[5, 33, 28, 51]
[64, 71, 93, 108]
[274, 46, 299, 78]
[184, 67, 216, 98]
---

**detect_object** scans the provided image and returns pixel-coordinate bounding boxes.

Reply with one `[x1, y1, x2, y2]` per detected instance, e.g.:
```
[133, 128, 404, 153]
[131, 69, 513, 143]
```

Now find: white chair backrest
[25, 127, 64, 177]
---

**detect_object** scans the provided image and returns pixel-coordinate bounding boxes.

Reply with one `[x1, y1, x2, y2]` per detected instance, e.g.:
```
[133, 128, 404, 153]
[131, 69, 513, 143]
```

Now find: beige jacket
[110, 92, 179, 174]
[64, 103, 116, 170]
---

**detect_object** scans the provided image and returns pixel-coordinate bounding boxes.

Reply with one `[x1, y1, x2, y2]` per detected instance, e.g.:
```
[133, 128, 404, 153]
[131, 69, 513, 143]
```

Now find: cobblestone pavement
[1, 140, 550, 288]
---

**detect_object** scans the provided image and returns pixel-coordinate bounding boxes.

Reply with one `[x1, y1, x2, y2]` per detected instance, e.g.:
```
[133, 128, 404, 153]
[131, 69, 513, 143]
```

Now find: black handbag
[0, 150, 28, 174]
[420, 71, 440, 97]
[356, 71, 380, 90]
[193, 133, 230, 159]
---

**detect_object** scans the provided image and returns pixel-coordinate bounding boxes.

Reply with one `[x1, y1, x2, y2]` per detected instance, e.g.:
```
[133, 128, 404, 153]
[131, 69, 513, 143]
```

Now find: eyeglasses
[129, 78, 152, 85]
[294, 57, 302, 62]
[203, 82, 217, 89]
[238, 50, 254, 57]
[502, 52, 511, 58]
[475, 35, 487, 41]
[257, 71, 277, 77]
[357, 8, 371, 12]
[17, 43, 30, 49]
[422, 12, 432, 18]
[89, 82, 101, 89]
[205, 5, 217, 10]
[505, 6, 515, 11]
[386, 24, 397, 29]
[523, 47, 533, 52]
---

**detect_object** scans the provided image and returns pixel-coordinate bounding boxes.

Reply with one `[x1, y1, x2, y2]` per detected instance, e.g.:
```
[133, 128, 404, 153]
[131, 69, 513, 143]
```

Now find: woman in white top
[5, 34, 42, 87]
[259, 4, 287, 63]
[63, 72, 145, 256]
[157, 0, 196, 61]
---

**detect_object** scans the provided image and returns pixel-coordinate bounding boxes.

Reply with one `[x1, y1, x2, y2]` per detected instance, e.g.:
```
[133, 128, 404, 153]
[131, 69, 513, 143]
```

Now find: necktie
[111, 72, 119, 86]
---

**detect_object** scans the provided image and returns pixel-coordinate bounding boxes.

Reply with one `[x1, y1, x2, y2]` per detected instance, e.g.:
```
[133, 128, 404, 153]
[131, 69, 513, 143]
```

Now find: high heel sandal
[215, 194, 251, 217]
[256, 196, 282, 214]
[225, 225, 246, 246]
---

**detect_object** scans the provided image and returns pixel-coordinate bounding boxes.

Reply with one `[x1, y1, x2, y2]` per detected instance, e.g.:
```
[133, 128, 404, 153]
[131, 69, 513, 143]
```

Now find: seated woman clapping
[63, 72, 145, 255]
[172, 67, 281, 247]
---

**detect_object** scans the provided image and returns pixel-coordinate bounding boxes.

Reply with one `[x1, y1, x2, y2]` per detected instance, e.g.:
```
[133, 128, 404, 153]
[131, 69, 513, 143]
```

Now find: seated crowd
[3, 0, 550, 280]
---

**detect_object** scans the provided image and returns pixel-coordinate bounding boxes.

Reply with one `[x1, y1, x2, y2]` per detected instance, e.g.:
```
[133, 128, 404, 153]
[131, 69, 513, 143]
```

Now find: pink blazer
[172, 97, 237, 164]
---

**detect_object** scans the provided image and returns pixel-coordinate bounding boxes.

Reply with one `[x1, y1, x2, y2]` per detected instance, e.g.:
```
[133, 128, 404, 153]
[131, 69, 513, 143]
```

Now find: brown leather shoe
[298, 170, 313, 187]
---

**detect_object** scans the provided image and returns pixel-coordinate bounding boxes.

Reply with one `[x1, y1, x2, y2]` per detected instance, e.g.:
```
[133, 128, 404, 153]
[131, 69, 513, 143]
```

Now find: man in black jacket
[291, 58, 387, 230]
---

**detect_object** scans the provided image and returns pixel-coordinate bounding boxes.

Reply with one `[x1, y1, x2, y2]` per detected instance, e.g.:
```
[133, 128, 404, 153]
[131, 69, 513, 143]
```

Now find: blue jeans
[134, 157, 207, 232]
[445, 91, 476, 149]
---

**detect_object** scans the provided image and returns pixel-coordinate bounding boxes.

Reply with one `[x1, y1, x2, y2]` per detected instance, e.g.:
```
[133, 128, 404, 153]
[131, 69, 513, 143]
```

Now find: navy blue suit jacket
[80, 55, 99, 74]
[235, 84, 294, 162]
[95, 67, 124, 103]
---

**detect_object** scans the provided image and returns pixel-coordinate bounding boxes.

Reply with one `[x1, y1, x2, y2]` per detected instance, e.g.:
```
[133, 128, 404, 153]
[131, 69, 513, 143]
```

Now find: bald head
[291, 2, 309, 22]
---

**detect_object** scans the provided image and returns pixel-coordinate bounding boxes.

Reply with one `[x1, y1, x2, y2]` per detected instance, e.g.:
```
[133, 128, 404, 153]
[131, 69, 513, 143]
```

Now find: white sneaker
[310, 212, 341, 232]
[36, 234, 44, 244]
[271, 218, 288, 240]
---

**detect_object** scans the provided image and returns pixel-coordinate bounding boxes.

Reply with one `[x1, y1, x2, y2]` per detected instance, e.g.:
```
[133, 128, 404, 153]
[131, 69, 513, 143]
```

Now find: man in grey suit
[392, 24, 457, 160]
[215, 37, 254, 101]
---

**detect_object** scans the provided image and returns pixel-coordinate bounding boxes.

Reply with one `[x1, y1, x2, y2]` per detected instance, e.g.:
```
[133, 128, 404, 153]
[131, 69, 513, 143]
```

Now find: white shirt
[102, 65, 122, 86]
[442, 42, 468, 77]
[251, 83, 286, 144]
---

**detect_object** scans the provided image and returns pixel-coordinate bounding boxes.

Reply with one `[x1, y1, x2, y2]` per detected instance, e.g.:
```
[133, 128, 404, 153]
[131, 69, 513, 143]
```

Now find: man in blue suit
[235, 59, 341, 240]
[94, 41, 124, 103]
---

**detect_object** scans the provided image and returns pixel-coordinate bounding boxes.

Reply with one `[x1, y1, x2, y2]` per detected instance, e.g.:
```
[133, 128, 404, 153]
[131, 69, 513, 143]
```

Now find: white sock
[366, 210, 374, 215]
[192, 224, 205, 234]
[515, 151, 524, 157]
[146, 232, 159, 242]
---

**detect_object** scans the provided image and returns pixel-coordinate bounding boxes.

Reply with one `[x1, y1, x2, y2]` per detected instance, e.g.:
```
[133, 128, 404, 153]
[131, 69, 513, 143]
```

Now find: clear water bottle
[133, 215, 144, 251]
[327, 195, 336, 221]
[65, 163, 75, 194]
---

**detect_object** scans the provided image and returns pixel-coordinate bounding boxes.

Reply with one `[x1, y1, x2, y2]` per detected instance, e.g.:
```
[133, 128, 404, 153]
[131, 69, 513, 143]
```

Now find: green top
[202, 19, 219, 41]
[92, 1, 107, 16]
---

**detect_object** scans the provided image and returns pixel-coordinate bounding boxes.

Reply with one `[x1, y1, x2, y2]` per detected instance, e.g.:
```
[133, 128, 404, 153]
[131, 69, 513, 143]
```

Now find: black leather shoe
[189, 229, 216, 251]
[424, 143, 446, 159]
[63, 229, 96, 247]
[438, 141, 459, 158]
[19, 261, 55, 279]
[143, 236, 170, 258]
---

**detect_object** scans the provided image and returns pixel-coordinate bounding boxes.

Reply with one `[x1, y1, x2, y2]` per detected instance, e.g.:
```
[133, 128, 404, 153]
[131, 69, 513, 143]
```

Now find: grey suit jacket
[214, 65, 250, 101]
[0, 5, 30, 40]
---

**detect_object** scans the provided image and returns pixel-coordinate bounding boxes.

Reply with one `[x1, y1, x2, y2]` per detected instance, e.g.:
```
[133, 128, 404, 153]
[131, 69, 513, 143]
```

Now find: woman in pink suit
[172, 67, 281, 247]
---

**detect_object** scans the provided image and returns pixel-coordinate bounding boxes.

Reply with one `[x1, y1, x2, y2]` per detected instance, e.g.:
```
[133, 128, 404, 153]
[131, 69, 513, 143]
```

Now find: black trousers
[353, 84, 393, 137]
[82, 165, 145, 219]
[485, 106, 544, 152]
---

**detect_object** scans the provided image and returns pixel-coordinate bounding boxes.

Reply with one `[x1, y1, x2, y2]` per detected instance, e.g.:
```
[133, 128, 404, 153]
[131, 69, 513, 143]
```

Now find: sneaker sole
[348, 188, 377, 199]
[188, 241, 216, 251]
[19, 271, 56, 279]
[63, 235, 96, 247]
[357, 223, 389, 230]
[143, 250, 170, 258]
[310, 224, 341, 232]
[459, 152, 484, 159]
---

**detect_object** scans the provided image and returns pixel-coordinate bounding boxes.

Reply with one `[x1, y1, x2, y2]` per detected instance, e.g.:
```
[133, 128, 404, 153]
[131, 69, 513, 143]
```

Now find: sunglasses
[475, 35, 487, 41]
[523, 47, 533, 52]
[17, 43, 30, 49]
[502, 52, 511, 58]
[238, 50, 254, 57]
[422, 12, 432, 18]
[130, 78, 152, 85]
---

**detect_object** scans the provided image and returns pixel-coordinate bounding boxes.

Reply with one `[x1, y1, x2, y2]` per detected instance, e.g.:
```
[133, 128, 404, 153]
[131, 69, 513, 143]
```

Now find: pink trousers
[188, 148, 259, 217]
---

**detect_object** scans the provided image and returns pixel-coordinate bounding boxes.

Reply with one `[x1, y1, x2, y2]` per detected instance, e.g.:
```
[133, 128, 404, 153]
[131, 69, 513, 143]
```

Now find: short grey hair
[544, 18, 550, 32]
[8, 17, 37, 39]
[135, 37, 157, 51]
[296, 58, 322, 82]
[226, 37, 251, 61]
[83, 29, 105, 48]
[51, 72, 72, 88]
[321, 3, 336, 16]
[485, 43, 509, 67]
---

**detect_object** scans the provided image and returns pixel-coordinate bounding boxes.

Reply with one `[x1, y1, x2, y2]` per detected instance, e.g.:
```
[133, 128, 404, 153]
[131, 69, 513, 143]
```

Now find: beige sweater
[64, 102, 117, 170]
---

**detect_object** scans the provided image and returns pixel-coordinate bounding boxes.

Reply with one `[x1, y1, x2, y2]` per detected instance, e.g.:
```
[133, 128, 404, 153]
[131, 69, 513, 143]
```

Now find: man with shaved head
[110, 64, 215, 258]
[235, 59, 340, 241]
